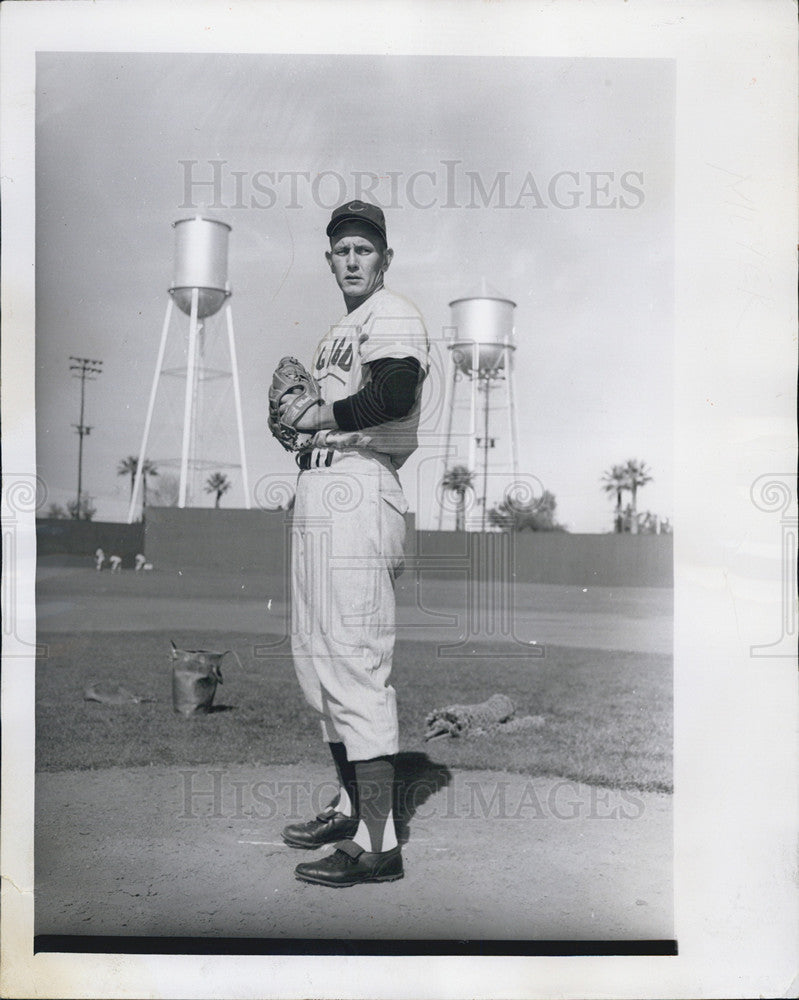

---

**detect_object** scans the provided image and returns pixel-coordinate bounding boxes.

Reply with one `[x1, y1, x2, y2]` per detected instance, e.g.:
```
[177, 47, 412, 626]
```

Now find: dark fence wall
[144, 507, 291, 575]
[36, 519, 145, 566]
[414, 529, 672, 587]
[144, 508, 672, 588]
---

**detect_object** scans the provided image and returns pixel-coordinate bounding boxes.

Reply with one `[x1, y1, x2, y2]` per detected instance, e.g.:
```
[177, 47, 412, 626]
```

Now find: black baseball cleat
[281, 808, 359, 849]
[294, 839, 404, 887]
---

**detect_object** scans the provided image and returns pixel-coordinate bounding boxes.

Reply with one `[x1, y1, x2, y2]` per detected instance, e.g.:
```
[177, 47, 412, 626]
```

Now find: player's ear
[325, 250, 334, 270]
[381, 247, 394, 272]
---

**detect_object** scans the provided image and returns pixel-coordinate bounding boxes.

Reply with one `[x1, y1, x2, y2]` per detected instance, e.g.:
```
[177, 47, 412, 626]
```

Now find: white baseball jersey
[308, 286, 429, 469]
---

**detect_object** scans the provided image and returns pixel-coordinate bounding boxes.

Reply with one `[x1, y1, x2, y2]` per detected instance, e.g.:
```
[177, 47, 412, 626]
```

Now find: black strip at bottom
[34, 936, 678, 957]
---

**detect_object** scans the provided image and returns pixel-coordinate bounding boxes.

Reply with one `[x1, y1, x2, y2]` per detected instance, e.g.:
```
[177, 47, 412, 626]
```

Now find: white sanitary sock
[335, 785, 354, 818]
[352, 812, 398, 853]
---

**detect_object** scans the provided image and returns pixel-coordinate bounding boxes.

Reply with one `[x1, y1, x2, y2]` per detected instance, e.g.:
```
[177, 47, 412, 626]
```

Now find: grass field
[36, 629, 672, 793]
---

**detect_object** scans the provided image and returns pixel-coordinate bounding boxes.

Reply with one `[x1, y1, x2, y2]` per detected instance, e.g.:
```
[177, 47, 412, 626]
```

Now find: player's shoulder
[370, 286, 424, 321]
[360, 285, 429, 368]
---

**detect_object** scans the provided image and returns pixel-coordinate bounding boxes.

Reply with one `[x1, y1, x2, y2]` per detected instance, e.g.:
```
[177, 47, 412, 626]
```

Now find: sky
[35, 52, 674, 531]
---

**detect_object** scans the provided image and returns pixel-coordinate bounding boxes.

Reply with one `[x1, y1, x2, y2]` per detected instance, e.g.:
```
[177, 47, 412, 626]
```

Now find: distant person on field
[109, 555, 122, 573]
[94, 548, 105, 571]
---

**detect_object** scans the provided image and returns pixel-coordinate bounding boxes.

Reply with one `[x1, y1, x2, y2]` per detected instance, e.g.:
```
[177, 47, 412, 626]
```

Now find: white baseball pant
[290, 451, 407, 761]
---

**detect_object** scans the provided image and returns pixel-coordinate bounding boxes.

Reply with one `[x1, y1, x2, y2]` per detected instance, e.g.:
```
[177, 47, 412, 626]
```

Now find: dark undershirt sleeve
[332, 356, 421, 432]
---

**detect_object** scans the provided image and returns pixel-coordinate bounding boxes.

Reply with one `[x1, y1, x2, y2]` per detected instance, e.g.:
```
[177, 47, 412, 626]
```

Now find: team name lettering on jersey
[315, 336, 353, 375]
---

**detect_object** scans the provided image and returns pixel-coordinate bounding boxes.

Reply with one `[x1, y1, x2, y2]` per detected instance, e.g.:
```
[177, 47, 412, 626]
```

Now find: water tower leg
[436, 359, 460, 531]
[179, 288, 200, 508]
[225, 303, 251, 509]
[467, 343, 478, 479]
[480, 376, 491, 533]
[506, 351, 520, 482]
[189, 322, 205, 504]
[127, 297, 174, 524]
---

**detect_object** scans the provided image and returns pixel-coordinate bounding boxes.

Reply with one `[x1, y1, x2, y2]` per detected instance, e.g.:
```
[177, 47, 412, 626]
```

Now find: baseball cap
[326, 200, 387, 241]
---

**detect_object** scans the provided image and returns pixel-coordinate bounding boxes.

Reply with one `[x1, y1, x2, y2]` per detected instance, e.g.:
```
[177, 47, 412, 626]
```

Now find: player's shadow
[393, 751, 452, 846]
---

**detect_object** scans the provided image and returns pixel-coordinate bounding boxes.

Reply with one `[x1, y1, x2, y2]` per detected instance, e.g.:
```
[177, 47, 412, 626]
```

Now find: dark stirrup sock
[328, 741, 359, 816]
[354, 756, 395, 853]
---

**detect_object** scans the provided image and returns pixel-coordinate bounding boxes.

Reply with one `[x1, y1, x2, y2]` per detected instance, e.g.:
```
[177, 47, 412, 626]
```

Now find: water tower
[438, 279, 520, 531]
[127, 217, 251, 521]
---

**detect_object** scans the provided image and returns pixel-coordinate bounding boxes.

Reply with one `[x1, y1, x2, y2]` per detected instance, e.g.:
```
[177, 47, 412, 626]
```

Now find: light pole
[69, 356, 103, 517]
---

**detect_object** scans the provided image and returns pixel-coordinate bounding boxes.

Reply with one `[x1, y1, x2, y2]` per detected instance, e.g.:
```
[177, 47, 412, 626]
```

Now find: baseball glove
[268, 356, 323, 452]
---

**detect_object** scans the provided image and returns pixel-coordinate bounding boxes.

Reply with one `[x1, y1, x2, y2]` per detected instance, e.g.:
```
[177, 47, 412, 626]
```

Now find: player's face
[326, 224, 392, 305]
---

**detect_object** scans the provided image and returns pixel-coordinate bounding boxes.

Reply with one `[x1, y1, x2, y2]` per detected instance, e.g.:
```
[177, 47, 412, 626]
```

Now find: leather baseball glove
[268, 355, 323, 452]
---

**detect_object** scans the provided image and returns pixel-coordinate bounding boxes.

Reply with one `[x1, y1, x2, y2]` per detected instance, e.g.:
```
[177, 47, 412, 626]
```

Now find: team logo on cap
[348, 201, 365, 212]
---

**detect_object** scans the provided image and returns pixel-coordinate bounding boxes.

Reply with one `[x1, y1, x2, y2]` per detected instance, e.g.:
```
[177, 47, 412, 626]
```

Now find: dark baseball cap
[326, 200, 387, 241]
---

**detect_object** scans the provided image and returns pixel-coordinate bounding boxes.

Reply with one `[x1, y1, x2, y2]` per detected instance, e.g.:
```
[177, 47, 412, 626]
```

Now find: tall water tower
[438, 279, 520, 531]
[127, 216, 251, 521]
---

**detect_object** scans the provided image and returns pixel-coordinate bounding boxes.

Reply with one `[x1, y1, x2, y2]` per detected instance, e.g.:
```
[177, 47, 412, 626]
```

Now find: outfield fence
[137, 508, 672, 588]
[36, 518, 145, 567]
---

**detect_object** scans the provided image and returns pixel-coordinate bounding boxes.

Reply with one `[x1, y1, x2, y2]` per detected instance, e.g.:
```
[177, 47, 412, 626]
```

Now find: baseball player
[269, 200, 429, 887]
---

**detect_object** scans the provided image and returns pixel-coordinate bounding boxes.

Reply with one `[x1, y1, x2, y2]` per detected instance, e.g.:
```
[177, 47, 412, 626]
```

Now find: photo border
[2, 1, 796, 998]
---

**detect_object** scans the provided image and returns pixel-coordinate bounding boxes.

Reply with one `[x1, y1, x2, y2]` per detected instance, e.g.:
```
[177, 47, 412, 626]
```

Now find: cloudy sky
[35, 52, 673, 530]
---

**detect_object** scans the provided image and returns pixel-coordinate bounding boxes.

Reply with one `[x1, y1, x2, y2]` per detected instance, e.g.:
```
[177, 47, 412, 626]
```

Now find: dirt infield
[36, 762, 672, 941]
[34, 563, 673, 943]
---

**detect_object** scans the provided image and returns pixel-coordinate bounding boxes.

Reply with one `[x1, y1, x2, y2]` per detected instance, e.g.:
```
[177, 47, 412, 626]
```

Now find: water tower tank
[169, 216, 231, 319]
[449, 279, 516, 376]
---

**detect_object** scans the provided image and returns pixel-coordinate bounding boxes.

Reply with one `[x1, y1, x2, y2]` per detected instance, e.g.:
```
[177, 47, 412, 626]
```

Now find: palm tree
[624, 459, 653, 534]
[442, 465, 475, 532]
[117, 455, 159, 508]
[117, 456, 137, 496]
[205, 471, 231, 508]
[601, 464, 628, 533]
